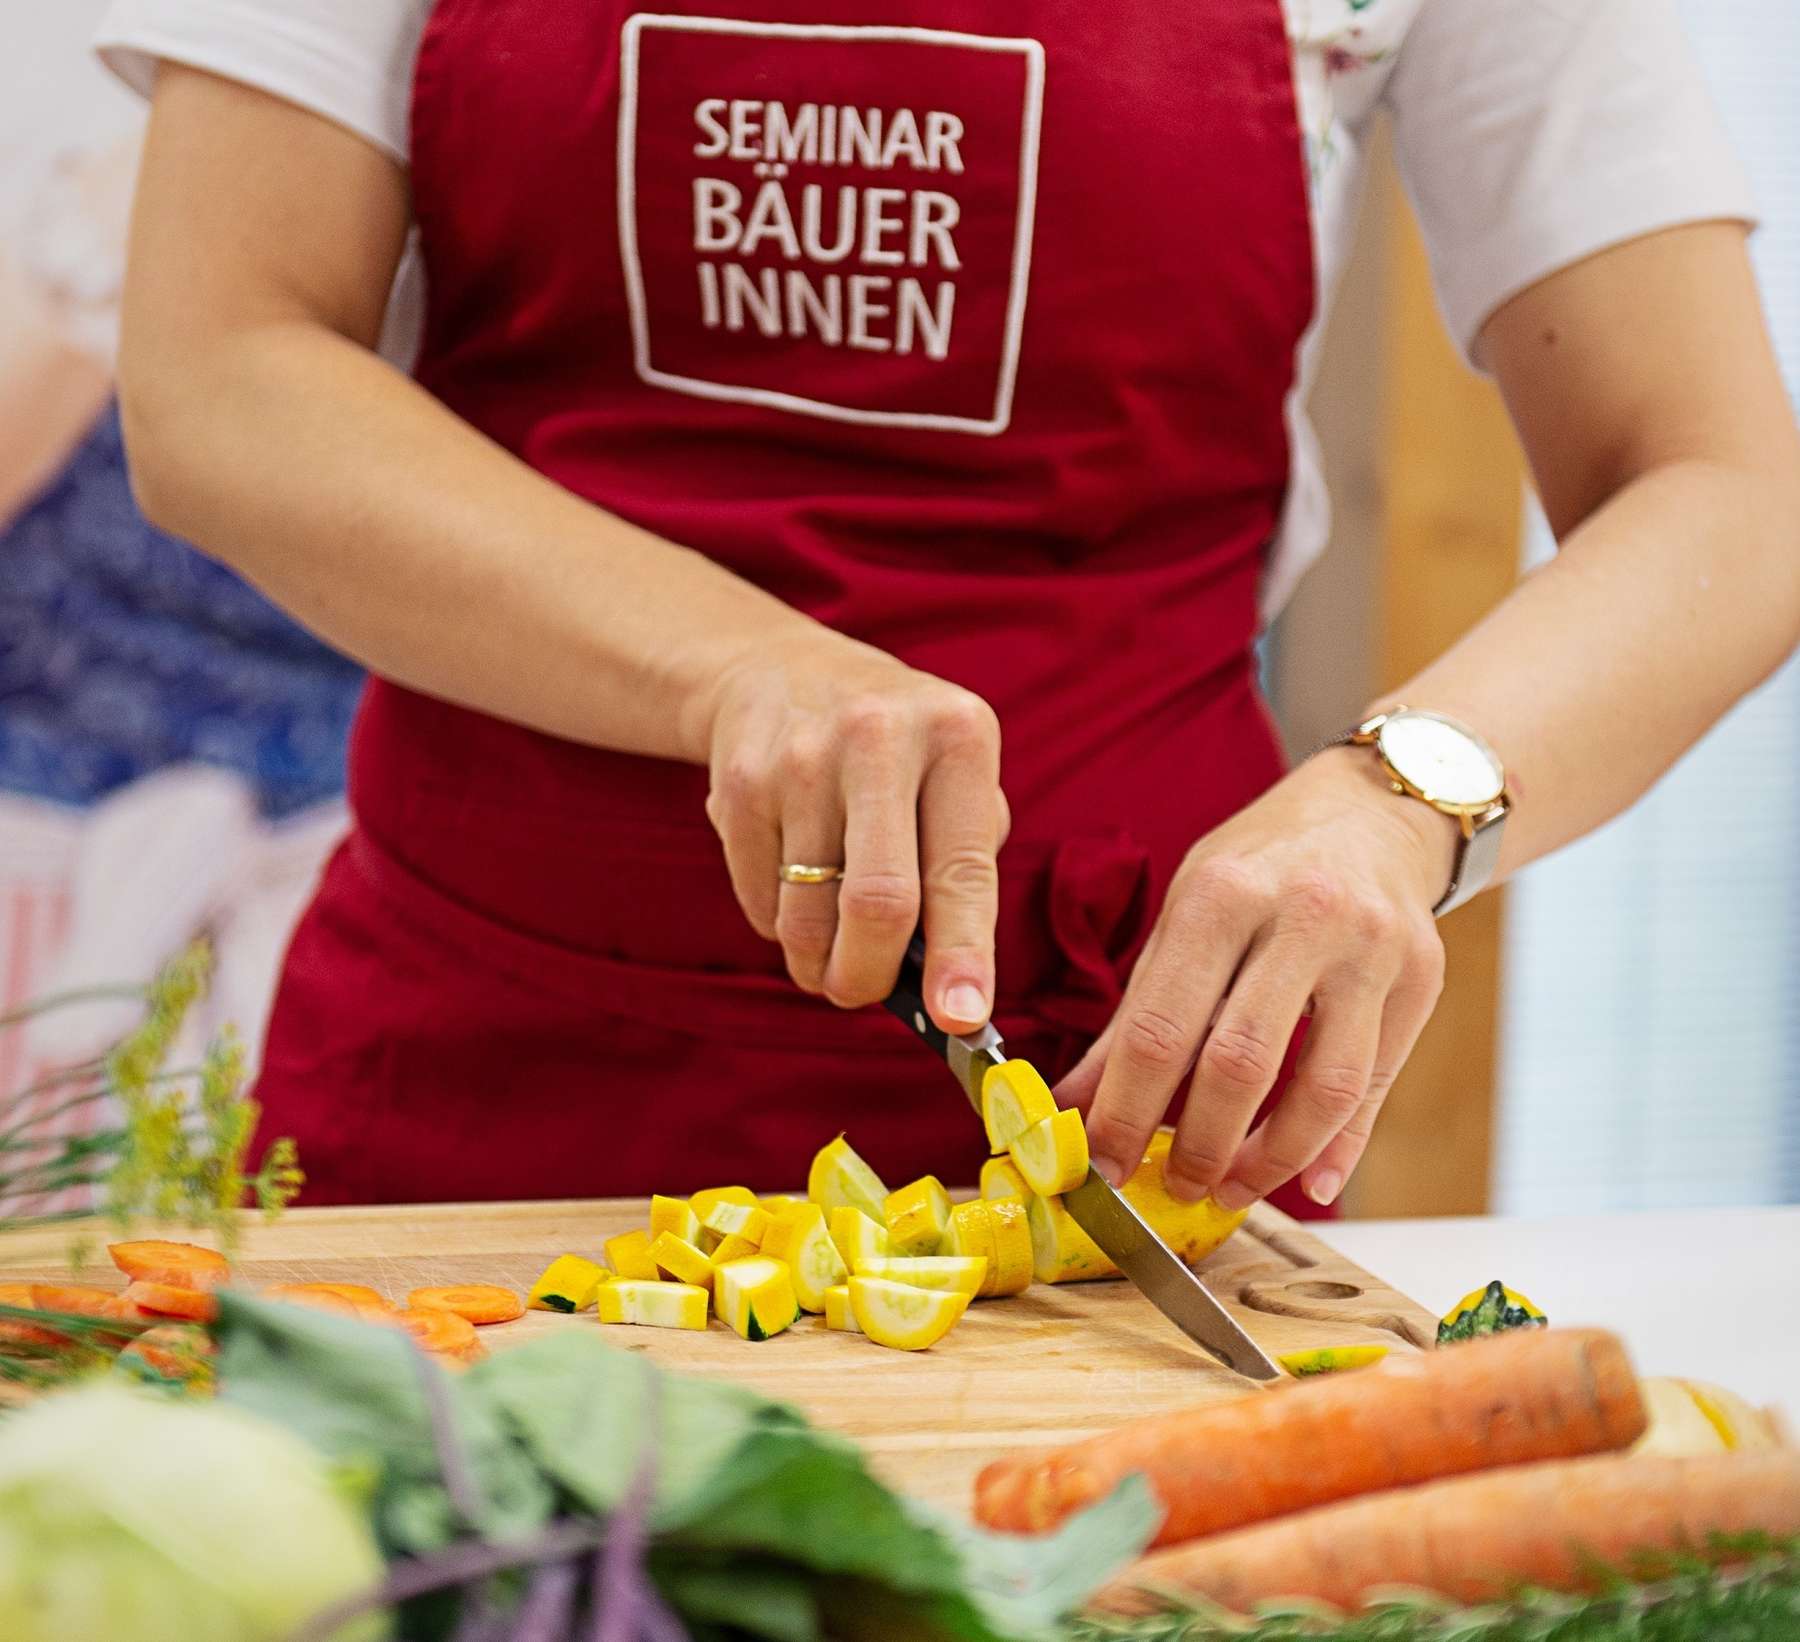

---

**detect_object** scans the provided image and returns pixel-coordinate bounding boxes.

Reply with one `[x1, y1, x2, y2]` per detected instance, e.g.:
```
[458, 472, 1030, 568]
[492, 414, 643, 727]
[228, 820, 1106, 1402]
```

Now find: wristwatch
[1334, 707, 1510, 917]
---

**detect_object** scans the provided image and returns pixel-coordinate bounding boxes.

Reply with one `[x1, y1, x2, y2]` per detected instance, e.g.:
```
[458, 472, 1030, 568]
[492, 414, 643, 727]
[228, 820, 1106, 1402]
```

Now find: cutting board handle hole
[1285, 1279, 1362, 1301]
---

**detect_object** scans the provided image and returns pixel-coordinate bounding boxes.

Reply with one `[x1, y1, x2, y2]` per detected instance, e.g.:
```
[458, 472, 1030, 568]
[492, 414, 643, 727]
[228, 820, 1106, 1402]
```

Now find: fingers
[1083, 876, 1259, 1187]
[1299, 925, 1444, 1205]
[824, 708, 922, 1008]
[773, 732, 847, 995]
[918, 694, 1003, 1032]
[706, 739, 781, 940]
[1167, 935, 1321, 1203]
[1203, 972, 1380, 1210]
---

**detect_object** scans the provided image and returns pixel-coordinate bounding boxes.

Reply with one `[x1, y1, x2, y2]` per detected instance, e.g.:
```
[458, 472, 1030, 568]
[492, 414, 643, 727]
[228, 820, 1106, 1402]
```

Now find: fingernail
[943, 983, 988, 1023]
[1213, 1179, 1258, 1213]
[1163, 1170, 1208, 1204]
[1092, 1154, 1129, 1188]
[1307, 1169, 1344, 1206]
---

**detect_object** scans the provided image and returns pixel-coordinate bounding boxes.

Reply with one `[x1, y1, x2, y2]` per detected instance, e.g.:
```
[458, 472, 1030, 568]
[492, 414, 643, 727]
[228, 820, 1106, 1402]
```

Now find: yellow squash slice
[884, 1175, 952, 1257]
[806, 1135, 890, 1222]
[827, 1206, 890, 1269]
[852, 1255, 987, 1296]
[822, 1283, 860, 1332]
[603, 1229, 661, 1283]
[1278, 1345, 1389, 1378]
[1008, 1106, 1089, 1196]
[649, 1194, 702, 1246]
[762, 1202, 847, 1312]
[650, 1231, 716, 1292]
[689, 1185, 759, 1222]
[980, 1060, 1058, 1153]
[1120, 1131, 1249, 1265]
[701, 1199, 771, 1247]
[979, 1156, 1032, 1203]
[849, 1276, 970, 1351]
[595, 1279, 708, 1330]
[711, 1232, 761, 1263]
[716, 1256, 800, 1342]
[1026, 1192, 1117, 1284]
[983, 1196, 1034, 1296]
[527, 1254, 608, 1313]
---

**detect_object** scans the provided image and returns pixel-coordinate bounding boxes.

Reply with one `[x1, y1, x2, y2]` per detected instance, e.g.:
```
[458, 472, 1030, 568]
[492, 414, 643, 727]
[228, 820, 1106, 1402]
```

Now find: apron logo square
[618, 15, 1045, 435]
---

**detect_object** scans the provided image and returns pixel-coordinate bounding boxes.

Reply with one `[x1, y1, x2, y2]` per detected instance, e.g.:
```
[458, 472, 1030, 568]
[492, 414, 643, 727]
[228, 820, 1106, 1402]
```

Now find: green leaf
[213, 1293, 553, 1559]
[652, 1557, 821, 1642]
[467, 1330, 802, 1527]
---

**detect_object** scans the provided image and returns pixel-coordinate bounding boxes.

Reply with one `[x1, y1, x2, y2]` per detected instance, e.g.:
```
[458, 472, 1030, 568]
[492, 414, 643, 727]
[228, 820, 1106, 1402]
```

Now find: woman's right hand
[700, 629, 1008, 1034]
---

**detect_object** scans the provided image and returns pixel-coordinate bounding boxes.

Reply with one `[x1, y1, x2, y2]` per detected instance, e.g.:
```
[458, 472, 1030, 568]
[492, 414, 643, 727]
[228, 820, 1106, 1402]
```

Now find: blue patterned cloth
[0, 403, 362, 818]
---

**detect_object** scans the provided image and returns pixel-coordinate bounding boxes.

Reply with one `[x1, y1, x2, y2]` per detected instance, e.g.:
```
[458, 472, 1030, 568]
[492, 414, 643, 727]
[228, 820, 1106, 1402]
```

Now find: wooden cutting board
[0, 1200, 1438, 1511]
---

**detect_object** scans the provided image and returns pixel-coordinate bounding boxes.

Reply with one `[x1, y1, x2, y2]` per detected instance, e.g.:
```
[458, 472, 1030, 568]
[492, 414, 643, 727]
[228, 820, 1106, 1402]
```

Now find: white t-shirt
[95, 0, 1754, 612]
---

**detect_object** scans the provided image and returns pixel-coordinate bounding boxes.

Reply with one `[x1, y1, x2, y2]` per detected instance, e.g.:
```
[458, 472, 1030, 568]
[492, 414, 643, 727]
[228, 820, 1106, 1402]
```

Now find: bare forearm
[1373, 455, 1800, 875]
[120, 318, 819, 763]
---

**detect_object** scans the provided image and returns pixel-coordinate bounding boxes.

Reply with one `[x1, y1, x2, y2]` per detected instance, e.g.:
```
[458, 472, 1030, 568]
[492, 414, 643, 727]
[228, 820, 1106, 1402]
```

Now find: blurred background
[4, 2, 1795, 1218]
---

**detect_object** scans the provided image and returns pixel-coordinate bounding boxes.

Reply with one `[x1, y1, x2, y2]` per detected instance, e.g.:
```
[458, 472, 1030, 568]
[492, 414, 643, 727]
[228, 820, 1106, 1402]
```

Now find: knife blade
[881, 937, 1281, 1381]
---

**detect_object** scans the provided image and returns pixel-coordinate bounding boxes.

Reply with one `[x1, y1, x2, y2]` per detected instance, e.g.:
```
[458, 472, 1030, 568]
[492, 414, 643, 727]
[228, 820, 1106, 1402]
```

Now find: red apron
[254, 0, 1321, 1212]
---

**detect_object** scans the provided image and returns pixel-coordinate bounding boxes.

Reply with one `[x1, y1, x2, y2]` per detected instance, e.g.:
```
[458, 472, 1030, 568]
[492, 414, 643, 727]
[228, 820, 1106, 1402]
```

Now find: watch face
[1376, 711, 1504, 808]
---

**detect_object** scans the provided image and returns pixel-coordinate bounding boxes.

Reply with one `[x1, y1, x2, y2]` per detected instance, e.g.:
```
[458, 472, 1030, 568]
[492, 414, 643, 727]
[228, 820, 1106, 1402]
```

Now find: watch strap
[1433, 800, 1507, 918]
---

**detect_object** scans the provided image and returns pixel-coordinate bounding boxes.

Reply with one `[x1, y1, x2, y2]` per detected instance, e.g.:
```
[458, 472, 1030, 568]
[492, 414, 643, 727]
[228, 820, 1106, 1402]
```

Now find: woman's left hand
[1057, 747, 1454, 1211]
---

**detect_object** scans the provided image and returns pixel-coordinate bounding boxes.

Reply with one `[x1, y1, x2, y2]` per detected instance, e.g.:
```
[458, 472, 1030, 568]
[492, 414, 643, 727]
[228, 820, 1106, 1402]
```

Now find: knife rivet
[913, 1011, 927, 1034]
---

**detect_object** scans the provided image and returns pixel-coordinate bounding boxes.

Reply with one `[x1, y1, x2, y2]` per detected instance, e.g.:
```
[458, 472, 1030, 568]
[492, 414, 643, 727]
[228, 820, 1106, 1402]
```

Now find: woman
[96, 0, 1800, 1211]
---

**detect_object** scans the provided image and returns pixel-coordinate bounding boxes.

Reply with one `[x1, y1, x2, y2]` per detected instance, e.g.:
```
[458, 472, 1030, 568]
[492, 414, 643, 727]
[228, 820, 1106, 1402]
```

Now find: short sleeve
[94, 0, 429, 165]
[1384, 0, 1757, 362]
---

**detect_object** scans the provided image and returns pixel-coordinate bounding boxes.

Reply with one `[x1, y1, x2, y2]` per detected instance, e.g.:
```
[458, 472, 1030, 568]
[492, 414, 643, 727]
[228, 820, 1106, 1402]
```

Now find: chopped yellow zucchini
[689, 1184, 759, 1222]
[822, 1283, 860, 1333]
[701, 1199, 771, 1246]
[827, 1206, 889, 1269]
[849, 1276, 970, 1351]
[1009, 1107, 1089, 1196]
[762, 1202, 846, 1312]
[711, 1232, 761, 1263]
[884, 1175, 952, 1256]
[527, 1254, 608, 1313]
[852, 1255, 987, 1296]
[595, 1279, 708, 1330]
[979, 1156, 1032, 1203]
[806, 1135, 889, 1222]
[650, 1231, 716, 1292]
[649, 1194, 702, 1245]
[716, 1256, 799, 1341]
[603, 1229, 661, 1282]
[980, 1060, 1057, 1153]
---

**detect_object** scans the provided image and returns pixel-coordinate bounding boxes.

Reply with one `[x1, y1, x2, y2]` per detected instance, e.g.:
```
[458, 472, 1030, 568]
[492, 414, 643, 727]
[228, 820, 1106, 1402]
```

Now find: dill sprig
[0, 942, 303, 1252]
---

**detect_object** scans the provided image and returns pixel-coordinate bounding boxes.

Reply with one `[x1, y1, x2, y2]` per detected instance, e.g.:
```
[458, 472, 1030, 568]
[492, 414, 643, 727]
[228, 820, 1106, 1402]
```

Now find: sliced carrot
[262, 1283, 396, 1323]
[108, 1239, 229, 1290]
[1092, 1449, 1800, 1616]
[396, 1306, 487, 1363]
[118, 1323, 215, 1387]
[406, 1284, 525, 1326]
[0, 1280, 67, 1349]
[26, 1283, 139, 1347]
[122, 1280, 219, 1323]
[29, 1283, 137, 1320]
[974, 1327, 1647, 1548]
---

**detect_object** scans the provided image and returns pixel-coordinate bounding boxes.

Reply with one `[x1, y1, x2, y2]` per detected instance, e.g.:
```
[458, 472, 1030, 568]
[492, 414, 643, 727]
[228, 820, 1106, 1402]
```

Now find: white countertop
[1328, 1206, 1798, 1423]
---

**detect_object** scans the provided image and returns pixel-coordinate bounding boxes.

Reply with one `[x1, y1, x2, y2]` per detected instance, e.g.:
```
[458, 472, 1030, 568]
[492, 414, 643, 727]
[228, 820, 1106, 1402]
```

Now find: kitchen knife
[881, 938, 1281, 1381]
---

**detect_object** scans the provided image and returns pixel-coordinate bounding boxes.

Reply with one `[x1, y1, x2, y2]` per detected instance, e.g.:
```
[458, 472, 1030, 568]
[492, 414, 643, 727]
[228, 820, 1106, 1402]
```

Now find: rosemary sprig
[1066, 1537, 1800, 1642]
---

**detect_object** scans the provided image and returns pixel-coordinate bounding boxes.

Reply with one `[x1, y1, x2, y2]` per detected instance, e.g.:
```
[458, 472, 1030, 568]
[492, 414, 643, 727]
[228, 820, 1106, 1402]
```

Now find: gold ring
[779, 863, 845, 885]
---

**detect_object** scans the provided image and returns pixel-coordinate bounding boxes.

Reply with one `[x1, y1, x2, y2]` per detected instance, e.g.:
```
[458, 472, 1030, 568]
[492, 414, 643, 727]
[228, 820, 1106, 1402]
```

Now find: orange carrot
[1091, 1449, 1800, 1616]
[0, 1281, 66, 1349]
[26, 1283, 140, 1345]
[406, 1284, 525, 1326]
[262, 1283, 396, 1323]
[118, 1323, 215, 1386]
[975, 1328, 1646, 1548]
[122, 1280, 219, 1323]
[108, 1239, 229, 1290]
[397, 1306, 487, 1364]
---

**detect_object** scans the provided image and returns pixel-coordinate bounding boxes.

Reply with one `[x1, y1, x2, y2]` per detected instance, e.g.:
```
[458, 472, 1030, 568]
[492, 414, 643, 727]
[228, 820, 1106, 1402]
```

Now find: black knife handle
[880, 933, 951, 1062]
